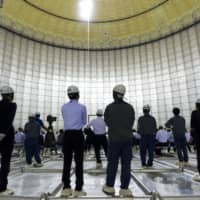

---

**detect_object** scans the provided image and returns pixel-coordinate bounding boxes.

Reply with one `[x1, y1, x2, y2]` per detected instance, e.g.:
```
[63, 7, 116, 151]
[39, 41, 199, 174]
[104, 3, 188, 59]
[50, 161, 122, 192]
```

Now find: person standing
[88, 109, 107, 169]
[24, 115, 43, 167]
[138, 105, 157, 167]
[165, 107, 188, 168]
[61, 85, 87, 197]
[0, 86, 17, 195]
[102, 84, 135, 197]
[191, 99, 200, 181]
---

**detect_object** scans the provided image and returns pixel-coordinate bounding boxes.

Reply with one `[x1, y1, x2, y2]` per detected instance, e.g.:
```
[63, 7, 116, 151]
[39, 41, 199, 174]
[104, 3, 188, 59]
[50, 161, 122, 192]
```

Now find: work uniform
[138, 114, 157, 167]
[61, 99, 87, 191]
[88, 116, 107, 164]
[104, 100, 135, 189]
[0, 99, 17, 192]
[165, 115, 188, 162]
[24, 119, 42, 165]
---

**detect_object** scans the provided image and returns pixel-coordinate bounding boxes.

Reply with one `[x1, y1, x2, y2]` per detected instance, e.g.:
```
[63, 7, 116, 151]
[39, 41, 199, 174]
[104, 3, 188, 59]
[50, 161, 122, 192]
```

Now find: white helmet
[67, 85, 79, 94]
[0, 86, 14, 94]
[143, 104, 150, 110]
[96, 109, 103, 116]
[196, 98, 200, 104]
[113, 84, 126, 95]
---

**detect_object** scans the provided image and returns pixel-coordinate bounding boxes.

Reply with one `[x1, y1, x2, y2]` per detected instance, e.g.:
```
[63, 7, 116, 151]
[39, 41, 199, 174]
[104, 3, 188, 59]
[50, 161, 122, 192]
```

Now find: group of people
[0, 84, 200, 197]
[14, 125, 64, 157]
[60, 84, 135, 197]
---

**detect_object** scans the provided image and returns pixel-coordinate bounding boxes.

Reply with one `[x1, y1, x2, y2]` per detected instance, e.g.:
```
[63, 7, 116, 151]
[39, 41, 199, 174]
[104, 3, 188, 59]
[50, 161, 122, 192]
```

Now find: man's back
[138, 115, 157, 135]
[166, 115, 186, 135]
[89, 117, 106, 135]
[24, 121, 40, 138]
[61, 100, 86, 130]
[104, 101, 135, 141]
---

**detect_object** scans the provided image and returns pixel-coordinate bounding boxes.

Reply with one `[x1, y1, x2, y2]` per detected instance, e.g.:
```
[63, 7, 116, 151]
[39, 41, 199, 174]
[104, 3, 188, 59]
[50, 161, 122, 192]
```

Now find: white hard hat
[143, 104, 150, 110]
[113, 84, 126, 95]
[0, 86, 14, 94]
[67, 85, 79, 94]
[96, 109, 103, 116]
[196, 98, 200, 103]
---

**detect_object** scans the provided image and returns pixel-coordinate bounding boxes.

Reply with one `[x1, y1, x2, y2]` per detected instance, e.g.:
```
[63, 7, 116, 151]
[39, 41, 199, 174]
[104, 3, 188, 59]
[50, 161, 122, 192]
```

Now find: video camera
[47, 115, 57, 124]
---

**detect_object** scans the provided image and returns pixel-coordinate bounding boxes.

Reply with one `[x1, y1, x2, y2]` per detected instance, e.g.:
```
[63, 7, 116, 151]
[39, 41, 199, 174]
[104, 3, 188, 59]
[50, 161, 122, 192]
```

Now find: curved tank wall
[0, 24, 200, 129]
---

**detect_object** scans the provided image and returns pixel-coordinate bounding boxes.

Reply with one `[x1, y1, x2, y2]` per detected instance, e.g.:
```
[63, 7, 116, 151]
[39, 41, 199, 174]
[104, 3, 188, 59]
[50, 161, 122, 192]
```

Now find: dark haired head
[173, 107, 180, 115]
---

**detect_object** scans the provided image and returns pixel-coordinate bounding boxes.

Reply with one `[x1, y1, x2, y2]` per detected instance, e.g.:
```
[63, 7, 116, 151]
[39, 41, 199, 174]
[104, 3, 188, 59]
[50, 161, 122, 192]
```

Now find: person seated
[14, 127, 25, 156]
[155, 126, 169, 155]
[15, 127, 25, 144]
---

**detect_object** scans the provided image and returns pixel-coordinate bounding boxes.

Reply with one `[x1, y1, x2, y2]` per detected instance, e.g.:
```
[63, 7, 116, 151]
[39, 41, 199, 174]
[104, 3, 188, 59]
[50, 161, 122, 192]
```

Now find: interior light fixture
[79, 0, 93, 21]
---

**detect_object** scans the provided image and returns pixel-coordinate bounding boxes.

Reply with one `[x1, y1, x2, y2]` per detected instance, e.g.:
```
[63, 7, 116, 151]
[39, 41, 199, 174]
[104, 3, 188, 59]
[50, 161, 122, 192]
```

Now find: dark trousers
[174, 135, 188, 162]
[140, 134, 155, 166]
[194, 135, 200, 173]
[106, 139, 132, 189]
[24, 138, 41, 164]
[93, 134, 107, 163]
[62, 130, 84, 191]
[0, 139, 14, 191]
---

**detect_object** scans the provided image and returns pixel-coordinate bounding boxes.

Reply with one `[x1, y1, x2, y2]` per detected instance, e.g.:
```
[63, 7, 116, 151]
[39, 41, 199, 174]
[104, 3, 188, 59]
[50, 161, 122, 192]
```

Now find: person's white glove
[0, 133, 6, 141]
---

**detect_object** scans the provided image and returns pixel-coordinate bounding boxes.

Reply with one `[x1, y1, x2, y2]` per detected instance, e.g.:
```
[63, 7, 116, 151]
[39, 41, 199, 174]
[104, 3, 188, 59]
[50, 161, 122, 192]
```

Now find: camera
[47, 115, 57, 123]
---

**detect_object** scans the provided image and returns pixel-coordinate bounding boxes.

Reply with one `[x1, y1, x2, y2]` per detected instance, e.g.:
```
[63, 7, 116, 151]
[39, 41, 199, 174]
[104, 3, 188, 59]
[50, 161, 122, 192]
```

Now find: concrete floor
[0, 151, 200, 200]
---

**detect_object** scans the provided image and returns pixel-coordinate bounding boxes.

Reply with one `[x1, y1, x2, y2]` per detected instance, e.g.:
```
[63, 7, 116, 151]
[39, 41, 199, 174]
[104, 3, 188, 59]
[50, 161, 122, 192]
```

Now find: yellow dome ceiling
[0, 0, 200, 50]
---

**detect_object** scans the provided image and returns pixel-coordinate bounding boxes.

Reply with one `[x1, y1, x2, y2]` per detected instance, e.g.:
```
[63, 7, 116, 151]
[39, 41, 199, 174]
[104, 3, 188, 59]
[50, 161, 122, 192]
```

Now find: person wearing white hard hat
[191, 99, 200, 181]
[0, 86, 17, 195]
[61, 85, 87, 197]
[88, 109, 108, 169]
[102, 84, 135, 197]
[137, 105, 157, 168]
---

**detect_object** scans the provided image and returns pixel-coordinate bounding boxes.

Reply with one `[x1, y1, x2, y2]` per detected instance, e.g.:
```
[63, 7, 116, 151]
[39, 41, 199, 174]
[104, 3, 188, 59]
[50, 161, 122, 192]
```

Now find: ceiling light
[79, 0, 93, 21]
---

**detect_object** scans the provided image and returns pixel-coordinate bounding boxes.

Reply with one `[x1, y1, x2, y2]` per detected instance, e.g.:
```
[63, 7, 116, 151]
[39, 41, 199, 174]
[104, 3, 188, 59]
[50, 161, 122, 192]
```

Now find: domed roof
[0, 0, 200, 50]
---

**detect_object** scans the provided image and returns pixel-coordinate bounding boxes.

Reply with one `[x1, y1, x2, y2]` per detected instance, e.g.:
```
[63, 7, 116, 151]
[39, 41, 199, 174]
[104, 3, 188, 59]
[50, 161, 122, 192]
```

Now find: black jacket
[191, 110, 200, 138]
[0, 99, 17, 140]
[104, 100, 135, 141]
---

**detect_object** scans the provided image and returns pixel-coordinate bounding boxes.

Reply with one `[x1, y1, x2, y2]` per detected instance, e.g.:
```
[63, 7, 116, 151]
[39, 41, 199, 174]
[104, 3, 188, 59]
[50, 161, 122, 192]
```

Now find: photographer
[44, 115, 57, 155]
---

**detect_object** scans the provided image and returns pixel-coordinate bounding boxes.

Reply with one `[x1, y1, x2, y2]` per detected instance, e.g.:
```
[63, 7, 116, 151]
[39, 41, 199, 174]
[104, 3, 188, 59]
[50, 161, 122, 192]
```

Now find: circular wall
[0, 24, 200, 129]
